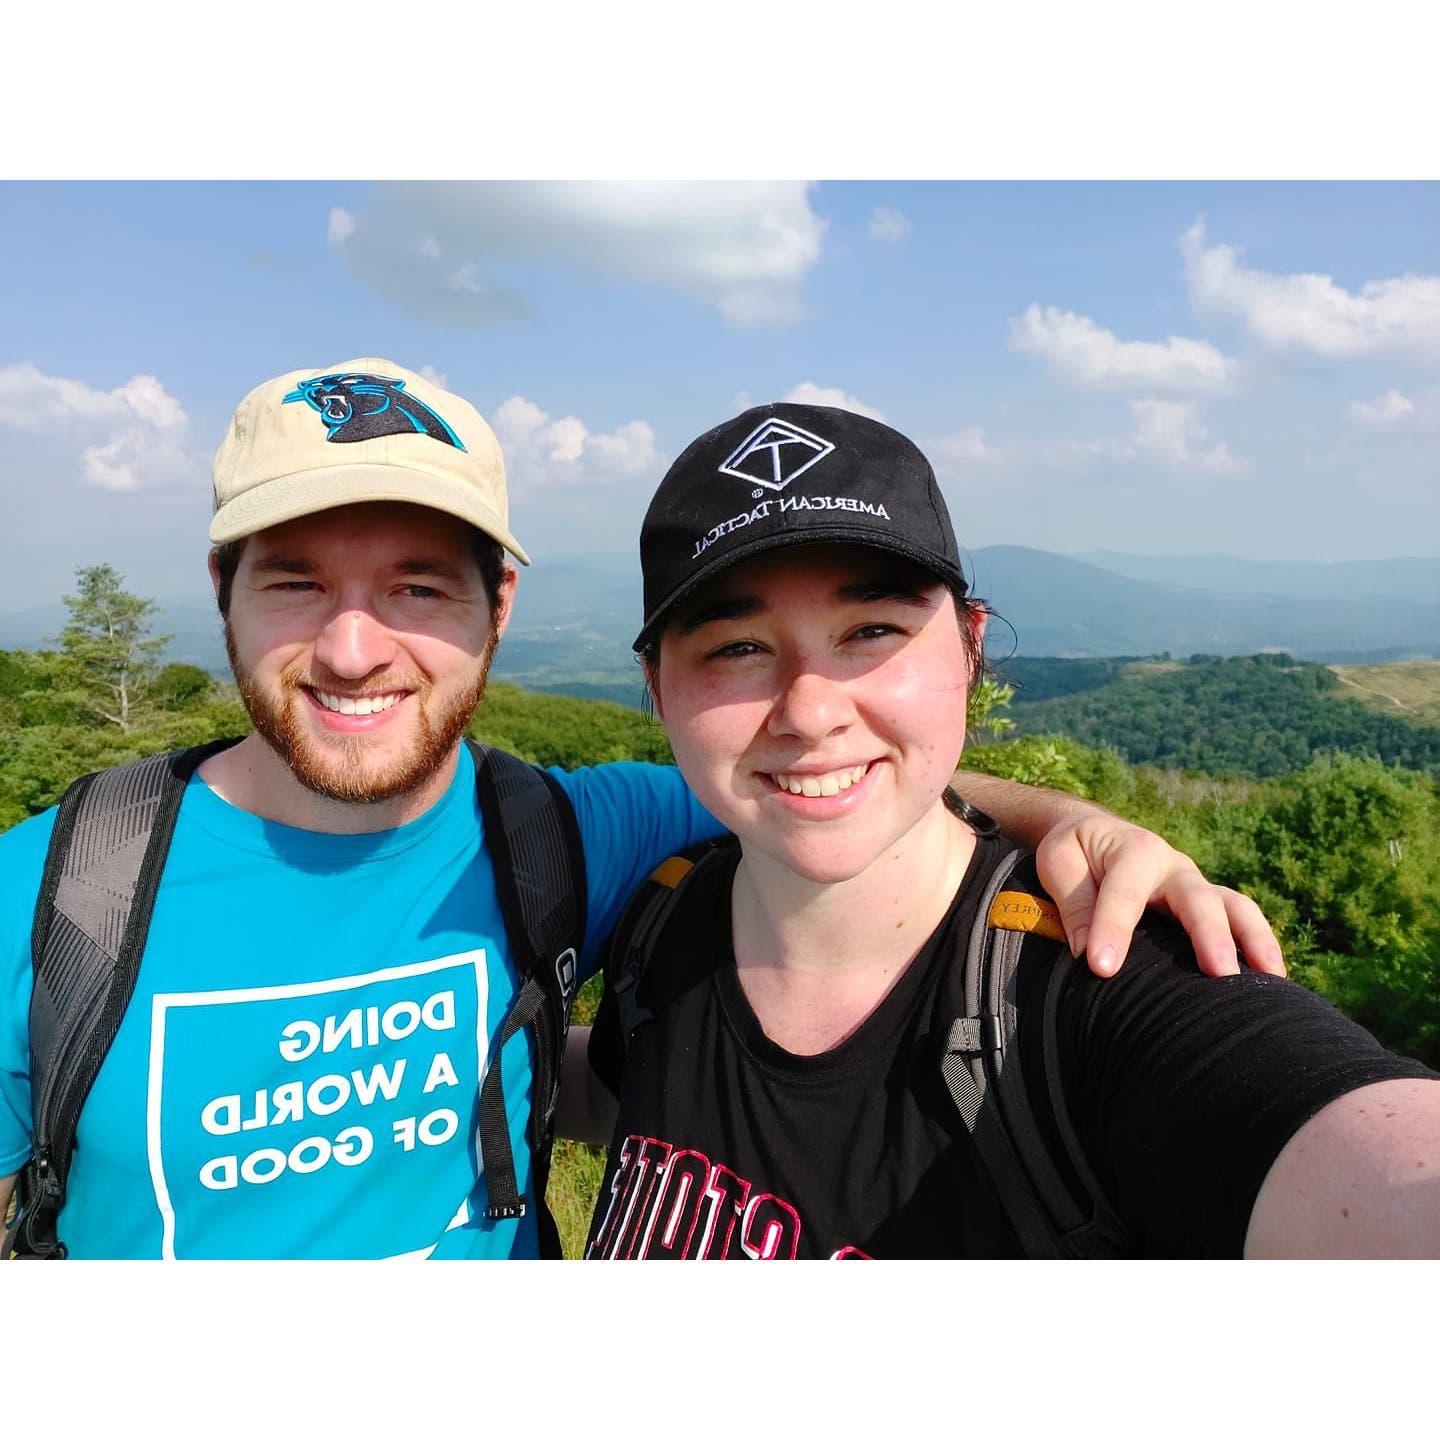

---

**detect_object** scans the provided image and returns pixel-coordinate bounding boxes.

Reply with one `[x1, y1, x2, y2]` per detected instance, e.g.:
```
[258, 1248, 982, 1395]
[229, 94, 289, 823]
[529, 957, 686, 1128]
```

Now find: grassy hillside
[1329, 660, 1440, 725]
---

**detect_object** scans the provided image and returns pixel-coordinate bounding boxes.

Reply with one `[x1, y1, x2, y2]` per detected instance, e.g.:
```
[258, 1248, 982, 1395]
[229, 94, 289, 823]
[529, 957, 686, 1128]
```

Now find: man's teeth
[771, 764, 869, 797]
[314, 690, 404, 716]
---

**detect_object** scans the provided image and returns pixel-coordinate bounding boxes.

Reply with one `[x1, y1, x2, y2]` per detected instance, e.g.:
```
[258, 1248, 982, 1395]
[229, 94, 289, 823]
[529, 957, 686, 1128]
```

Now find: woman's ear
[968, 606, 988, 649]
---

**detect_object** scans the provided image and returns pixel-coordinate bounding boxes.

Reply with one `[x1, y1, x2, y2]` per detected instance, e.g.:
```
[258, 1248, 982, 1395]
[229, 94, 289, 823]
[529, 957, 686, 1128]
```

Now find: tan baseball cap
[210, 358, 530, 564]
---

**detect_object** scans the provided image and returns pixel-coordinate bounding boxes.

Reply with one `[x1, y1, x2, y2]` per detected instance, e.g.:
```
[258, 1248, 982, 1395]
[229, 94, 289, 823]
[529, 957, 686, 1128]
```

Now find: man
[0, 360, 1283, 1259]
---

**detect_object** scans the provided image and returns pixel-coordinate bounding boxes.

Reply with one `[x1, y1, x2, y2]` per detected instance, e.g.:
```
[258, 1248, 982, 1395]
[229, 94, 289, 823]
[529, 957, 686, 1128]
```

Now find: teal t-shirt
[0, 746, 719, 1259]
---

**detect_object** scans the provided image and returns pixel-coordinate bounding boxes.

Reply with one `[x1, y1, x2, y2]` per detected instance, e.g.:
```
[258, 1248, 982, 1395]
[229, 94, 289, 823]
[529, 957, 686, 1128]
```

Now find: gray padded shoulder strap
[940, 844, 1126, 1259]
[8, 743, 225, 1258]
[30, 752, 185, 1142]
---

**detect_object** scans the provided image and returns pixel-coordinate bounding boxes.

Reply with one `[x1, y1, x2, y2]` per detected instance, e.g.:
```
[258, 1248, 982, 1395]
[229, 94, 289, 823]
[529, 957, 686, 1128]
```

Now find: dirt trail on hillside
[1329, 669, 1421, 715]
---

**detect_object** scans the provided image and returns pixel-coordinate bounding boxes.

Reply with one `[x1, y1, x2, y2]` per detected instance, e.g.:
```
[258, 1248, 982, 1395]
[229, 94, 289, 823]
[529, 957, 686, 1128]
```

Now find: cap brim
[632, 523, 967, 650]
[209, 462, 531, 565]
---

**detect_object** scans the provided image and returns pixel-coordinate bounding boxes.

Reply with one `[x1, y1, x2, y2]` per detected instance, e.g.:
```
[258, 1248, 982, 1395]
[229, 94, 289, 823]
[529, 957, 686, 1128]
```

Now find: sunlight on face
[651, 545, 980, 884]
[220, 502, 507, 804]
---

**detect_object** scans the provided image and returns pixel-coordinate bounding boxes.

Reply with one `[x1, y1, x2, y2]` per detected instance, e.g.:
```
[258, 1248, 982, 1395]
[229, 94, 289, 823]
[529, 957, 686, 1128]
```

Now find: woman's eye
[849, 623, 902, 641]
[707, 639, 763, 660]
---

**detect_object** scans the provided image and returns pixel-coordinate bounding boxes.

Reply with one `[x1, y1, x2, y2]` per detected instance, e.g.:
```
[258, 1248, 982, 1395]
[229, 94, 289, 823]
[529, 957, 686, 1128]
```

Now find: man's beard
[225, 624, 496, 805]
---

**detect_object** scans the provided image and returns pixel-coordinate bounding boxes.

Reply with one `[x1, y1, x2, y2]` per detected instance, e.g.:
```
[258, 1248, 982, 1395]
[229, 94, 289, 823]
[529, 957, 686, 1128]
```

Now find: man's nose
[310, 606, 399, 681]
[767, 663, 854, 745]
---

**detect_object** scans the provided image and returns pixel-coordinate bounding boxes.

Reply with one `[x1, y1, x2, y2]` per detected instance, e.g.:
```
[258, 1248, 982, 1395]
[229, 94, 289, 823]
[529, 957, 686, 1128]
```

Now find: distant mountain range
[1072, 551, 1440, 606]
[2, 548, 1435, 687]
[0, 599, 229, 670]
[967, 547, 1440, 662]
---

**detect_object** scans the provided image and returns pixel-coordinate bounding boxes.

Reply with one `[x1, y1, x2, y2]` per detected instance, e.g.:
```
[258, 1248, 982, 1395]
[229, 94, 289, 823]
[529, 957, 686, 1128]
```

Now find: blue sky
[1, 180, 1437, 612]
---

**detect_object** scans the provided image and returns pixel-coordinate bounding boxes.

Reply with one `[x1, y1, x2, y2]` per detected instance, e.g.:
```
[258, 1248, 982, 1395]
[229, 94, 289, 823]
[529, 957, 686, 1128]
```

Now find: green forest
[3, 568, 1437, 1256]
[999, 653, 1440, 778]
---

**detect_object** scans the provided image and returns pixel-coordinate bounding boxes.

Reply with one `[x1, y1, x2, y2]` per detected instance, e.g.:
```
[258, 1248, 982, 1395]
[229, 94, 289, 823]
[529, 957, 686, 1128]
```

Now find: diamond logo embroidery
[718, 419, 835, 492]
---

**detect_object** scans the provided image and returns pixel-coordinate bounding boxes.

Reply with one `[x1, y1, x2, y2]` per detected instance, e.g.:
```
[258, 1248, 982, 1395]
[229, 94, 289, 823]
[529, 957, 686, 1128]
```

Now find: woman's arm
[1244, 1077, 1440, 1257]
[951, 772, 1284, 980]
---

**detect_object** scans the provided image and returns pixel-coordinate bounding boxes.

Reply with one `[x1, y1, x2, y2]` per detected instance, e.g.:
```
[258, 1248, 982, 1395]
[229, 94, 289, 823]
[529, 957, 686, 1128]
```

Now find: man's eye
[707, 639, 763, 660]
[400, 585, 442, 599]
[849, 623, 902, 641]
[272, 581, 319, 593]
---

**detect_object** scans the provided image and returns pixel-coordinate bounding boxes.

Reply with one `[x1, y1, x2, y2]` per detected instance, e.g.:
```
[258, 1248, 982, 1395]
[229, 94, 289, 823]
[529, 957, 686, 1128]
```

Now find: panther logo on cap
[718, 418, 834, 492]
[283, 372, 467, 451]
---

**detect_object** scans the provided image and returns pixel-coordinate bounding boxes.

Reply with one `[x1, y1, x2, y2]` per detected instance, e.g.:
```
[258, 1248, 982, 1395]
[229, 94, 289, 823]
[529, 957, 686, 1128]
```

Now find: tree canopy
[54, 564, 171, 732]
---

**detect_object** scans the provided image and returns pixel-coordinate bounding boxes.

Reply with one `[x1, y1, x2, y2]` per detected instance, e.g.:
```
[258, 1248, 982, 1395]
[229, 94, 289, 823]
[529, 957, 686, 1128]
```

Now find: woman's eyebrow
[678, 596, 766, 634]
[838, 581, 938, 606]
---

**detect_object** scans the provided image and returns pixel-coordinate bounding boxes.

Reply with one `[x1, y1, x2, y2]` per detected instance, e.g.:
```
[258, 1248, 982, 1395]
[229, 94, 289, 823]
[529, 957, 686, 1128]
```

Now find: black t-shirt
[586, 835, 1433, 1259]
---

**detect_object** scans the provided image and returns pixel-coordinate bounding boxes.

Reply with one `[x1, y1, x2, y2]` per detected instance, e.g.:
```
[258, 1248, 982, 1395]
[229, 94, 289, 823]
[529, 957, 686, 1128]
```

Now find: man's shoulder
[547, 760, 688, 804]
[547, 760, 703, 852]
[0, 804, 60, 904]
[0, 807, 60, 1002]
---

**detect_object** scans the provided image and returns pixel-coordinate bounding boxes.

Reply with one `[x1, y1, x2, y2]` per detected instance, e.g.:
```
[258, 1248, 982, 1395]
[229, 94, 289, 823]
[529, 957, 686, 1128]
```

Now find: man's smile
[299, 685, 415, 731]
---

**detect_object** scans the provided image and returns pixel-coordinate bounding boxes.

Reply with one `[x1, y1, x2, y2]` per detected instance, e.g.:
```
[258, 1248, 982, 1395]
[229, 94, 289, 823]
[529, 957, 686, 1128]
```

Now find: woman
[563, 403, 1438, 1259]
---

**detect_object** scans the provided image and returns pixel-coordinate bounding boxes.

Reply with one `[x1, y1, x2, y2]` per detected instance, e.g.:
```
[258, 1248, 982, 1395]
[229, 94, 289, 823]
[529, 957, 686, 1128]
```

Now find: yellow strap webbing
[648, 855, 695, 890]
[988, 890, 1066, 943]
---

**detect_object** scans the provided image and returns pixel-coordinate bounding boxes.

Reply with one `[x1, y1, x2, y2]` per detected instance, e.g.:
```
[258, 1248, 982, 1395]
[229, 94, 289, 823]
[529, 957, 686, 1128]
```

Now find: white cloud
[326, 207, 356, 245]
[327, 181, 826, 329]
[868, 206, 911, 243]
[418, 364, 450, 390]
[781, 382, 887, 421]
[928, 426, 996, 467]
[489, 396, 661, 490]
[1010, 304, 1238, 394]
[1182, 218, 1440, 359]
[927, 404, 1244, 481]
[112, 374, 185, 431]
[1347, 389, 1414, 427]
[0, 362, 194, 491]
[1120, 398, 1247, 476]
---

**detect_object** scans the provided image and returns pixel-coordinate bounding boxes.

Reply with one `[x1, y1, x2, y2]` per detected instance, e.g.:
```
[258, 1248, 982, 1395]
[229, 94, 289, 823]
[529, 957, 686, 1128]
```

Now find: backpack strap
[603, 843, 728, 1057]
[940, 847, 1126, 1259]
[4, 739, 237, 1259]
[468, 741, 586, 1256]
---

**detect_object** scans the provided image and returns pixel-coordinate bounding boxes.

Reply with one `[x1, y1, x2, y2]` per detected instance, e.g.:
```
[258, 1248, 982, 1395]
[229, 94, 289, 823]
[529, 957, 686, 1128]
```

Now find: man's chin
[225, 622, 492, 810]
[271, 713, 475, 805]
[242, 694, 479, 807]
[285, 740, 436, 805]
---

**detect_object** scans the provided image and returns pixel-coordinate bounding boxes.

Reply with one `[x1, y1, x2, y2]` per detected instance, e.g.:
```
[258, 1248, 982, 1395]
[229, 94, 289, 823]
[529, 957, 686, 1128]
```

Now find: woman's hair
[211, 527, 509, 620]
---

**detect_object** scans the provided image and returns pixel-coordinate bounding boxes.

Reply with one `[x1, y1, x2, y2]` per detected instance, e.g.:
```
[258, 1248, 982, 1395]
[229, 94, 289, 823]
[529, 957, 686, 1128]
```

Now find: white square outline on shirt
[145, 950, 489, 1261]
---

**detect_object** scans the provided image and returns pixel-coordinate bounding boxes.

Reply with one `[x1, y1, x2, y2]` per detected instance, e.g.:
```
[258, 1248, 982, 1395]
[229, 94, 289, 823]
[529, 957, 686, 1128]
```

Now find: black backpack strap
[605, 849, 724, 1053]
[940, 847, 1126, 1259]
[5, 739, 236, 1259]
[468, 741, 586, 1255]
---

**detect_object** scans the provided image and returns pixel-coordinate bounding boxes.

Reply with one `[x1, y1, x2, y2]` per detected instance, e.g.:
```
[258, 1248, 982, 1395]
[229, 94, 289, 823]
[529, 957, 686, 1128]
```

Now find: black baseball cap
[634, 402, 967, 651]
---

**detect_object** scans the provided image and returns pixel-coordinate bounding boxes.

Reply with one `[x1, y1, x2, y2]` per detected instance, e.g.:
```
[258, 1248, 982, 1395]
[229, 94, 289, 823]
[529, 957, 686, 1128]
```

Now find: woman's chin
[740, 834, 887, 888]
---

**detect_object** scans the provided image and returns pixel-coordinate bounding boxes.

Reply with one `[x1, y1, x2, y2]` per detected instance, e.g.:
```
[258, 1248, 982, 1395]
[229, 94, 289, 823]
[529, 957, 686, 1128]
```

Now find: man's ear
[492, 564, 519, 641]
[207, 547, 223, 601]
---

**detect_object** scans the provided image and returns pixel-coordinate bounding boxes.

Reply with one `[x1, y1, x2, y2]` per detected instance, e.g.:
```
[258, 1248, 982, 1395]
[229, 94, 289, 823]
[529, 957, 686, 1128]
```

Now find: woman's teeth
[770, 764, 869, 797]
[313, 690, 404, 716]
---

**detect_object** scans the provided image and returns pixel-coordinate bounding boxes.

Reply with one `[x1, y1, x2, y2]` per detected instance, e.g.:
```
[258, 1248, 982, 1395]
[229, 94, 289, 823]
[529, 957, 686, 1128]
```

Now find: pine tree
[55, 564, 170, 732]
